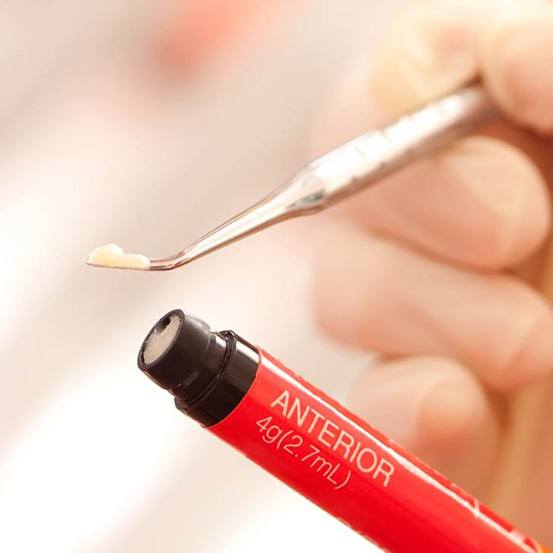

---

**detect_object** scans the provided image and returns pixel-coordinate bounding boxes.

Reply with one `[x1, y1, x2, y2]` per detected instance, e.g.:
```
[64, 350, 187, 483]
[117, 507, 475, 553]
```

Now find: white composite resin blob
[87, 243, 150, 269]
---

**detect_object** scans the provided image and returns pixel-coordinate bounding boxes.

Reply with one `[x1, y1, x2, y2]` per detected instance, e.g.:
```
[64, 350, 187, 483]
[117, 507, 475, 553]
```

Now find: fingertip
[346, 356, 499, 493]
[347, 357, 490, 453]
[347, 135, 550, 270]
[371, 1, 480, 114]
[480, 5, 553, 133]
[414, 365, 500, 493]
[440, 137, 550, 269]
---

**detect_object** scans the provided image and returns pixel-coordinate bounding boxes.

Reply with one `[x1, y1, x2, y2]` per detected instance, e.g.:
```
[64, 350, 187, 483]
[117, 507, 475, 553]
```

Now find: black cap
[138, 309, 259, 426]
[138, 309, 227, 401]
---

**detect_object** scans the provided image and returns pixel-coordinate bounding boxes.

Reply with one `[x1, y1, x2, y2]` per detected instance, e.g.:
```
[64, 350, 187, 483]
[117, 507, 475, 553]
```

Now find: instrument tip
[87, 243, 151, 271]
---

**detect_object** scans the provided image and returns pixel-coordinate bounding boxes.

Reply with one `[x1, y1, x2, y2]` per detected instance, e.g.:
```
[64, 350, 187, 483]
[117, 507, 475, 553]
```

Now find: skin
[312, 0, 553, 544]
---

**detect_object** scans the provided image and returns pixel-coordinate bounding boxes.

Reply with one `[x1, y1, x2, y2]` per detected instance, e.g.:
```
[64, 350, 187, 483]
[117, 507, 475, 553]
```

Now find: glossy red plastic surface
[210, 349, 547, 553]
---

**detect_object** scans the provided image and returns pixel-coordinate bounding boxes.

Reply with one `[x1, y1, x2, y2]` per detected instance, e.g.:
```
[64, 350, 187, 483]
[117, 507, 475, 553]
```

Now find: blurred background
[0, 1, 401, 551]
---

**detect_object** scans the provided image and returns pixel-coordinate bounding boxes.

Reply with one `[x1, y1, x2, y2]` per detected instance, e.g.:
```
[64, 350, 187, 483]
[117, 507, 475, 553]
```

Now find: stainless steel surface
[146, 84, 497, 271]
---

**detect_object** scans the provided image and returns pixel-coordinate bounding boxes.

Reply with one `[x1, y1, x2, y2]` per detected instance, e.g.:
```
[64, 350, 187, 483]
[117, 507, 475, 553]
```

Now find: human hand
[313, 0, 553, 543]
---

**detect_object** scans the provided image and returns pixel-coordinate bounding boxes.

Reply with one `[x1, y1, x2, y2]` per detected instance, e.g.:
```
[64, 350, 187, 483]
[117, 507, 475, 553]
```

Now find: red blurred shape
[157, 0, 296, 75]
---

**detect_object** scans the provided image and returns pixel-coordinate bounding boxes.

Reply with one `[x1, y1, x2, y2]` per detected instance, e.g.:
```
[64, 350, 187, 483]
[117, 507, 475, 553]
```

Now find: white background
[0, 1, 400, 551]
